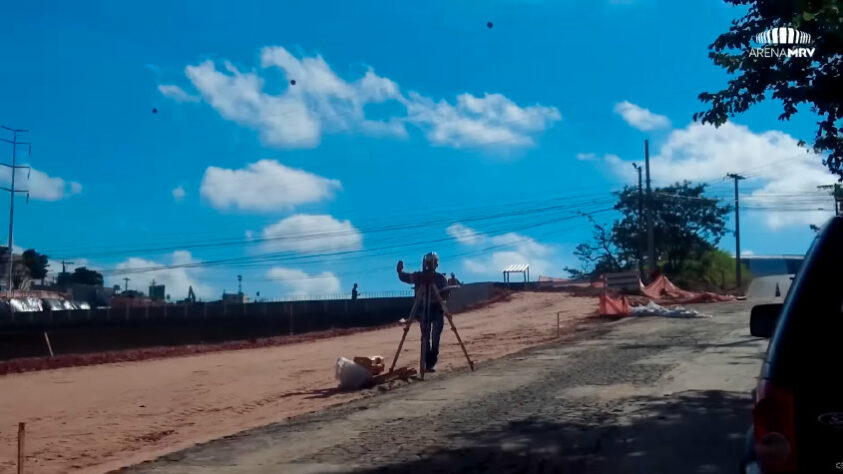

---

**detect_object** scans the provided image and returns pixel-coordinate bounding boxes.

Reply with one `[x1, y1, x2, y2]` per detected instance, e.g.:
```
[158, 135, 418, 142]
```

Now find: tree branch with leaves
[696, 0, 843, 176]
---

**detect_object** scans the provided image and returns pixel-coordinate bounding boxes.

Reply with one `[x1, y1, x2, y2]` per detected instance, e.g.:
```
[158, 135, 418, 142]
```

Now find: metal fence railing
[265, 289, 414, 302]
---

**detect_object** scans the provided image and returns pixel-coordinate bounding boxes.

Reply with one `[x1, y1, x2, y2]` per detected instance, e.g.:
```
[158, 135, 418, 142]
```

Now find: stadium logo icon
[754, 27, 812, 45]
[749, 26, 816, 58]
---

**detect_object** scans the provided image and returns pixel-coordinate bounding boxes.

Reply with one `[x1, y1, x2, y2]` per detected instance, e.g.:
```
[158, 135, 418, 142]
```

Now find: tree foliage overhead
[22, 249, 49, 281]
[696, 0, 843, 177]
[567, 182, 732, 279]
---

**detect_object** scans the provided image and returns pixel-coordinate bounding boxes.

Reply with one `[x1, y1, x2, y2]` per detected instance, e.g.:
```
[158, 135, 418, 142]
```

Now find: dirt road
[0, 293, 597, 474]
[121, 300, 766, 474]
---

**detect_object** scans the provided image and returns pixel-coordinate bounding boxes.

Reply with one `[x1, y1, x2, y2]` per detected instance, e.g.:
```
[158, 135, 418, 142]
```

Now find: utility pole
[817, 184, 842, 216]
[123, 277, 130, 292]
[237, 274, 243, 294]
[644, 139, 655, 281]
[632, 163, 644, 278]
[61, 260, 74, 274]
[727, 173, 746, 288]
[0, 126, 31, 296]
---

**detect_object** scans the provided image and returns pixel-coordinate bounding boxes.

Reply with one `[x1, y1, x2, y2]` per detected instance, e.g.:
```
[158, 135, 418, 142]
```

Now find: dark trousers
[421, 310, 445, 369]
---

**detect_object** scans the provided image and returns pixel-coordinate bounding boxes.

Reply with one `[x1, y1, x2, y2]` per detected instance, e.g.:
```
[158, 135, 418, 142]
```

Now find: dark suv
[743, 216, 843, 473]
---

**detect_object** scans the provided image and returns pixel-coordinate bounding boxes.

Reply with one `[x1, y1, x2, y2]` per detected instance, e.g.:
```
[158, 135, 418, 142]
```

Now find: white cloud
[741, 250, 755, 257]
[158, 84, 200, 103]
[449, 223, 556, 278]
[113, 251, 213, 300]
[614, 101, 670, 131]
[172, 185, 186, 201]
[200, 159, 341, 212]
[403, 92, 561, 149]
[0, 167, 81, 201]
[576, 152, 597, 161]
[245, 230, 255, 240]
[265, 267, 341, 297]
[604, 121, 836, 228]
[262, 214, 363, 254]
[169, 46, 559, 150]
[446, 223, 483, 245]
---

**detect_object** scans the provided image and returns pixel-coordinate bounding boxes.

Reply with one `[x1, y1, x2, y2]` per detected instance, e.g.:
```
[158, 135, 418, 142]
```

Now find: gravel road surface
[121, 300, 765, 474]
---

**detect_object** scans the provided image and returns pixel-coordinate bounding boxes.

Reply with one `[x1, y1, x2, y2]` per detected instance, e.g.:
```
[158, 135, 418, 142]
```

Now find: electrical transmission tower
[0, 126, 31, 296]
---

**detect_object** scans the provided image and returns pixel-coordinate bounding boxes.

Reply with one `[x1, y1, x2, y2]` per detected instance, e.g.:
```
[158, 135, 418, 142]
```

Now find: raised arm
[396, 260, 416, 284]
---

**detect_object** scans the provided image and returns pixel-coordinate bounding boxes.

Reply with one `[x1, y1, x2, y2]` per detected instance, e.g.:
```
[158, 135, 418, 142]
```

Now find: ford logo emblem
[818, 412, 843, 428]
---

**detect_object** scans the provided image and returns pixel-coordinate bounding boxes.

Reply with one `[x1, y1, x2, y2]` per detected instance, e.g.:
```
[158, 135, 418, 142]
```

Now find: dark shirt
[397, 269, 449, 311]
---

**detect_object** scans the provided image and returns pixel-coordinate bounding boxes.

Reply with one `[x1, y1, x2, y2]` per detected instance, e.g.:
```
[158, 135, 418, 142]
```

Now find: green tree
[568, 182, 732, 278]
[673, 249, 752, 290]
[21, 249, 49, 282]
[57, 267, 104, 287]
[564, 213, 631, 280]
[0, 246, 37, 289]
[696, 0, 843, 176]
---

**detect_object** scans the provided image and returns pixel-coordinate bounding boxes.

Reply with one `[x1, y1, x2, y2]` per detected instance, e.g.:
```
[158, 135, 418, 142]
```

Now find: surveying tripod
[389, 274, 474, 380]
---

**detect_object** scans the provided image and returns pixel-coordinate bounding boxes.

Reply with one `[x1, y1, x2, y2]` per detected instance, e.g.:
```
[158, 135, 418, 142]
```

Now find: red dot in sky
[487, 21, 493, 28]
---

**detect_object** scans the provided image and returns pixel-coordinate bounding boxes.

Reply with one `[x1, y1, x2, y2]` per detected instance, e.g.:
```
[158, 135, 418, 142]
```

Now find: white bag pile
[630, 301, 709, 318]
[335, 357, 374, 390]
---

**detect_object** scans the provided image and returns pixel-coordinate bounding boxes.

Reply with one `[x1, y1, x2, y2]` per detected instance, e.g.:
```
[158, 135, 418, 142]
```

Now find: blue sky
[0, 0, 836, 300]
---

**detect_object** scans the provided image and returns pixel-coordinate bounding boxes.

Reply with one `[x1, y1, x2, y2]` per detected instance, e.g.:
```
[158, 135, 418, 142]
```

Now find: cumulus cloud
[172, 185, 186, 201]
[200, 159, 341, 212]
[604, 121, 836, 228]
[614, 101, 670, 131]
[576, 152, 597, 161]
[262, 214, 363, 254]
[113, 251, 213, 300]
[0, 167, 81, 201]
[404, 92, 561, 148]
[167, 46, 559, 150]
[449, 223, 556, 278]
[265, 267, 341, 297]
[158, 84, 200, 102]
[446, 223, 483, 245]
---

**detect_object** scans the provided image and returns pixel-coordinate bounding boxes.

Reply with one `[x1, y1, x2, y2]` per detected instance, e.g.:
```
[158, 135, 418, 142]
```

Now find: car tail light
[753, 380, 797, 472]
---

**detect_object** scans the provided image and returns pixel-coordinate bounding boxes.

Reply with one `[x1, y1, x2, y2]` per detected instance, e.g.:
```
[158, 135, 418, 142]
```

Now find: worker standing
[396, 252, 449, 372]
[351, 283, 359, 301]
[448, 272, 461, 286]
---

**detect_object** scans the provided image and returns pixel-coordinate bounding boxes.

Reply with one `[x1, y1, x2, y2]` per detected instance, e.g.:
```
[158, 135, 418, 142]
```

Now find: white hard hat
[423, 252, 439, 270]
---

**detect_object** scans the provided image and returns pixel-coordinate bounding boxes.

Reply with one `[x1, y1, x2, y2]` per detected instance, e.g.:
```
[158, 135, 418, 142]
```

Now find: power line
[47, 191, 618, 260]
[97, 205, 615, 277]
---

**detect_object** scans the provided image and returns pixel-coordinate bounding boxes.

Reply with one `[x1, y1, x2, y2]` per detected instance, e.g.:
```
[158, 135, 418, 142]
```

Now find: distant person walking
[351, 283, 359, 301]
[448, 272, 461, 286]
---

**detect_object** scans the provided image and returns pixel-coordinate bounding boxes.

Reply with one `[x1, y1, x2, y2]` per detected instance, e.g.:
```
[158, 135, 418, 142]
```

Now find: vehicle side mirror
[750, 303, 783, 338]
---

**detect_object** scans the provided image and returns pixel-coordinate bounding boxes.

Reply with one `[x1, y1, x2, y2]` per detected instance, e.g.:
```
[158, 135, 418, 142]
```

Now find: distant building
[741, 255, 804, 278]
[221, 292, 249, 304]
[149, 284, 166, 301]
[111, 290, 163, 308]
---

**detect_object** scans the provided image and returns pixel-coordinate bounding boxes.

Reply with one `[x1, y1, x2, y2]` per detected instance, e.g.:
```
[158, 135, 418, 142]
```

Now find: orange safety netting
[599, 293, 631, 315]
[598, 275, 735, 316]
[640, 275, 736, 304]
